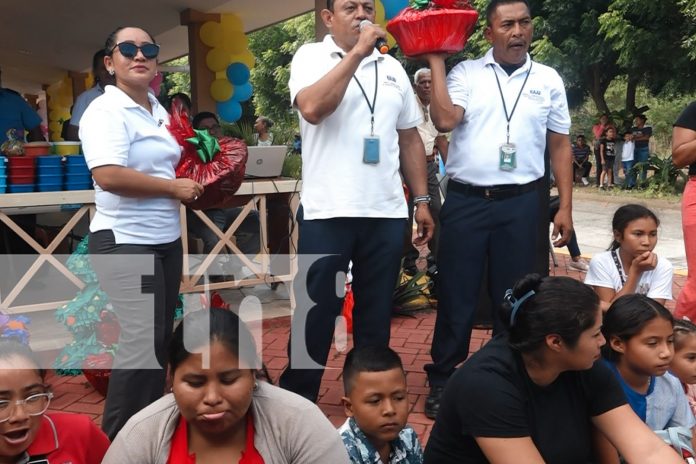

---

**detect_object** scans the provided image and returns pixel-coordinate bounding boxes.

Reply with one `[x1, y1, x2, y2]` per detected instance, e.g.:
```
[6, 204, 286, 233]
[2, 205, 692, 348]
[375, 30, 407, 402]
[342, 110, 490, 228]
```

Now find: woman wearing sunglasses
[79, 26, 204, 440]
[0, 339, 109, 463]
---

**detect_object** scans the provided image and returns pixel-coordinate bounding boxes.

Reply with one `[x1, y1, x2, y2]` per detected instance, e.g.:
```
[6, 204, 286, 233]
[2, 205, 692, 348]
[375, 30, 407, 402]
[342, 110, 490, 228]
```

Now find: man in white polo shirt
[279, 0, 434, 402]
[422, 0, 573, 418]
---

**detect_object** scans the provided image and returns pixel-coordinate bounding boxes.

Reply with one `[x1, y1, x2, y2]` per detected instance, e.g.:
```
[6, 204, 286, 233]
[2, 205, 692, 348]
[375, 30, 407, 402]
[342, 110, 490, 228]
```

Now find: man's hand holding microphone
[353, 20, 390, 58]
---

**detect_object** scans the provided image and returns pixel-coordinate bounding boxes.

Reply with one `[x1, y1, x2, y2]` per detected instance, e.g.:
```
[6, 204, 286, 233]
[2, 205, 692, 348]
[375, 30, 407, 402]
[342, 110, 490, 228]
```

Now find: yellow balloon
[210, 79, 234, 102]
[220, 14, 243, 31]
[57, 95, 72, 108]
[49, 110, 62, 121]
[85, 73, 95, 89]
[230, 51, 255, 69]
[48, 121, 62, 132]
[215, 71, 227, 80]
[200, 21, 223, 48]
[375, 0, 396, 51]
[206, 48, 229, 72]
[221, 31, 248, 54]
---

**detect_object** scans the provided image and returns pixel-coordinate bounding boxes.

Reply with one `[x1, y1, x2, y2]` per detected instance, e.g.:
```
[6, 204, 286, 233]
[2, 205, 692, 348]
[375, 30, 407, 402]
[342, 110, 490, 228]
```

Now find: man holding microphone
[279, 0, 433, 402]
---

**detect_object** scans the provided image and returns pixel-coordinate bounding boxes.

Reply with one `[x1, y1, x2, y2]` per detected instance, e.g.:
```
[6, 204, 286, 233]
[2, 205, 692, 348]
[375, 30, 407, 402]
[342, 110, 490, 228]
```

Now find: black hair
[92, 49, 107, 73]
[192, 111, 219, 130]
[609, 204, 660, 251]
[674, 318, 696, 351]
[257, 116, 274, 129]
[576, 134, 585, 139]
[168, 308, 261, 374]
[636, 114, 647, 122]
[601, 294, 673, 362]
[327, 0, 334, 10]
[342, 345, 405, 395]
[104, 26, 157, 55]
[168, 92, 192, 112]
[503, 274, 599, 353]
[0, 339, 46, 381]
[485, 0, 531, 25]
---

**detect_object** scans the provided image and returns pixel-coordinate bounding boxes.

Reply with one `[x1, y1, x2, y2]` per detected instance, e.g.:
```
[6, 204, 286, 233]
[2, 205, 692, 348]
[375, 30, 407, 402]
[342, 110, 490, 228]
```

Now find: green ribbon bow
[186, 128, 220, 163]
[411, 0, 430, 9]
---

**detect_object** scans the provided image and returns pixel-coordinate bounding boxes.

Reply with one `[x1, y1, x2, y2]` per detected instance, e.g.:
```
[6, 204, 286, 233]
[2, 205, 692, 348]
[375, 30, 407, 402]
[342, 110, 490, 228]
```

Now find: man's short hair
[342, 345, 404, 395]
[576, 134, 585, 139]
[192, 111, 219, 130]
[327, 0, 334, 11]
[485, 0, 531, 25]
[414, 68, 431, 85]
[92, 50, 107, 73]
[636, 114, 647, 122]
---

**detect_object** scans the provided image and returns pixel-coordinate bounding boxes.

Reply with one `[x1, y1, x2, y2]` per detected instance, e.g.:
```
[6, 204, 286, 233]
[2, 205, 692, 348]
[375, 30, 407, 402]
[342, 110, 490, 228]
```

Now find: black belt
[448, 178, 541, 200]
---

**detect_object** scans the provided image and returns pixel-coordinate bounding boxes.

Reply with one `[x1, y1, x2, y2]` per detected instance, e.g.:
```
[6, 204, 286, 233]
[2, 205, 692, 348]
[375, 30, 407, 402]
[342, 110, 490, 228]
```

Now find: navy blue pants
[279, 207, 405, 402]
[425, 182, 540, 387]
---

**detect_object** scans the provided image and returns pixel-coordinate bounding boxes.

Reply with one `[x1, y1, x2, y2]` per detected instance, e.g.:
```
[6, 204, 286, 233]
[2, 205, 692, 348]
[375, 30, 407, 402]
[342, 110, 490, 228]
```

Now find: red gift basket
[387, 5, 479, 56]
[168, 107, 248, 210]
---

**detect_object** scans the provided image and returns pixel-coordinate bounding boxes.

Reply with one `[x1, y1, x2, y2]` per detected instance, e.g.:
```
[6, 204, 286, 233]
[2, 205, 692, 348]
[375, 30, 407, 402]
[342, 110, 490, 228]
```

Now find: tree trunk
[586, 64, 610, 114]
[625, 75, 639, 115]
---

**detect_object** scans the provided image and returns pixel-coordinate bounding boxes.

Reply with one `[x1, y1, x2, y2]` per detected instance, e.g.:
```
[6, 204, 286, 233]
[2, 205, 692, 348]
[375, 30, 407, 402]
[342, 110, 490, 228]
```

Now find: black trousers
[425, 181, 540, 387]
[279, 207, 405, 402]
[89, 230, 182, 440]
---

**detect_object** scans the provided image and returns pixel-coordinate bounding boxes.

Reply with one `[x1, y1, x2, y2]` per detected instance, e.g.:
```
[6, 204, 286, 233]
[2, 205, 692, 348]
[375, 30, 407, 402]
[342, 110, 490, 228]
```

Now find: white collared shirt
[80, 85, 182, 244]
[289, 35, 422, 220]
[416, 94, 442, 156]
[445, 48, 571, 186]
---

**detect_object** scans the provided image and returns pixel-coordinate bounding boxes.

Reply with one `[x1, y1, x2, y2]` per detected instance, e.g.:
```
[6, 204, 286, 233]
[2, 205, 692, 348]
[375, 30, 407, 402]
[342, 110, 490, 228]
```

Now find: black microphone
[359, 20, 390, 54]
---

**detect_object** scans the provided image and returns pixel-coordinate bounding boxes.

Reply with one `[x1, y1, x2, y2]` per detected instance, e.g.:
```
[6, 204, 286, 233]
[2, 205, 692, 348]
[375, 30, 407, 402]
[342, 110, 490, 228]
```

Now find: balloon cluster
[377, 0, 409, 47]
[200, 14, 255, 123]
[46, 76, 73, 141]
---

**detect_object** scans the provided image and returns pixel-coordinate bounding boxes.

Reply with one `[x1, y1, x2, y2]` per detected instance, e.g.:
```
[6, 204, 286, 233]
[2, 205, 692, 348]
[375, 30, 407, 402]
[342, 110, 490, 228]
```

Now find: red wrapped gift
[387, 7, 479, 56]
[169, 108, 248, 210]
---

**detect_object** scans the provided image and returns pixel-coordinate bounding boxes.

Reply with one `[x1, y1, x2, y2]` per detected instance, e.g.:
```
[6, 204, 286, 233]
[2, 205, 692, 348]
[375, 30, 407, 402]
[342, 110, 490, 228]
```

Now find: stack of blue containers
[0, 157, 6, 193]
[36, 156, 64, 192]
[64, 156, 92, 190]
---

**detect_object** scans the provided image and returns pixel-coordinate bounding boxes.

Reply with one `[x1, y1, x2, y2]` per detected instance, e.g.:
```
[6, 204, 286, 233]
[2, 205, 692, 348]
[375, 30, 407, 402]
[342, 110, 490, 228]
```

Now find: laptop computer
[245, 146, 287, 178]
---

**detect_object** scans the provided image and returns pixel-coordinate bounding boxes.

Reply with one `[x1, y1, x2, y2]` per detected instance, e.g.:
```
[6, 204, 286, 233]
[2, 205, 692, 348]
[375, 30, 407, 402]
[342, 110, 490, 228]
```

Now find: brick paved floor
[43, 253, 688, 446]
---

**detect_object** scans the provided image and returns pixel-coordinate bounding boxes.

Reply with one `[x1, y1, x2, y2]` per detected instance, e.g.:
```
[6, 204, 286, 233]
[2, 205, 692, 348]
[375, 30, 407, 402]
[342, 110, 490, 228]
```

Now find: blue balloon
[233, 82, 253, 102]
[216, 99, 242, 122]
[226, 62, 250, 86]
[382, 0, 408, 19]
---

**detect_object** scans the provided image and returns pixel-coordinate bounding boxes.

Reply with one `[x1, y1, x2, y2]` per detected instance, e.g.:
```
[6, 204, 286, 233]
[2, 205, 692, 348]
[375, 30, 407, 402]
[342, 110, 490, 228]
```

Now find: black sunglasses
[109, 42, 160, 60]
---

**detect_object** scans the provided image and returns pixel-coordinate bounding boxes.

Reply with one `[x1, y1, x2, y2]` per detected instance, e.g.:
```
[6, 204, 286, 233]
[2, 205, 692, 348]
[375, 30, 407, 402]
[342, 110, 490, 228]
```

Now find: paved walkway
[42, 253, 688, 446]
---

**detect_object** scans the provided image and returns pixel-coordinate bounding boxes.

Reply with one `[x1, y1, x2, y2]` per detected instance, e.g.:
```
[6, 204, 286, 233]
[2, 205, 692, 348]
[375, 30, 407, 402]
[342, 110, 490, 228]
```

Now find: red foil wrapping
[431, 0, 472, 8]
[169, 109, 248, 210]
[387, 7, 479, 56]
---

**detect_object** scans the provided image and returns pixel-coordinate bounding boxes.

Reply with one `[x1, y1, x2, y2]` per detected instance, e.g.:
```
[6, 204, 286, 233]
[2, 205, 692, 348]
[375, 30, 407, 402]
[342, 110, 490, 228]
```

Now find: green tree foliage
[161, 57, 191, 100]
[248, 13, 315, 127]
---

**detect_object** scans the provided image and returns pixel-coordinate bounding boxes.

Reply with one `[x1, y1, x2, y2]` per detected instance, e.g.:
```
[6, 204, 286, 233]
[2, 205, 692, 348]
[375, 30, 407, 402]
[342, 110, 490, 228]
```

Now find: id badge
[499, 142, 517, 171]
[363, 136, 380, 165]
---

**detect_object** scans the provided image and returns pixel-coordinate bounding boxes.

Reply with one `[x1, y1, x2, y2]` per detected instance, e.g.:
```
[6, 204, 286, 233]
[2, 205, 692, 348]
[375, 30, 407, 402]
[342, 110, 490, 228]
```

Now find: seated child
[596, 294, 696, 462]
[672, 318, 696, 418]
[585, 204, 673, 311]
[339, 345, 423, 464]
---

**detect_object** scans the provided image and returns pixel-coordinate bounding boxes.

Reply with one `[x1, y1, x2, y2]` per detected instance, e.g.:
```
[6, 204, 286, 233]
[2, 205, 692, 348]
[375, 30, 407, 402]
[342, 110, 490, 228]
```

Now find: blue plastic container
[0, 166, 5, 176]
[64, 181, 92, 191]
[37, 174, 63, 184]
[64, 156, 87, 166]
[0, 157, 6, 167]
[37, 166, 63, 176]
[8, 184, 35, 193]
[65, 165, 90, 175]
[35, 155, 63, 167]
[37, 183, 63, 192]
[0, 186, 6, 194]
[65, 173, 92, 183]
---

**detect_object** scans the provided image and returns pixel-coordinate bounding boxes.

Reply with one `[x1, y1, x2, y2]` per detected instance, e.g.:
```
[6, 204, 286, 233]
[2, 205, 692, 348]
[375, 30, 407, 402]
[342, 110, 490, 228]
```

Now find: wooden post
[23, 94, 39, 111]
[69, 71, 88, 99]
[315, 0, 329, 40]
[180, 9, 220, 115]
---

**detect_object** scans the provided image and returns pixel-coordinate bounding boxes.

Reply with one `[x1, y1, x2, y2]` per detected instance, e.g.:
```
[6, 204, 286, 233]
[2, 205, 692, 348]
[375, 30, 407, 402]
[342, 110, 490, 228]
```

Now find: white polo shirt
[80, 85, 181, 244]
[446, 49, 571, 186]
[289, 35, 422, 220]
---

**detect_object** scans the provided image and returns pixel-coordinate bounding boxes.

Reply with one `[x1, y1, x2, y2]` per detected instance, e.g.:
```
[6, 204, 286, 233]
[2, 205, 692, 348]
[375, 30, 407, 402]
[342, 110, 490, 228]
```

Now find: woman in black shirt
[424, 274, 682, 464]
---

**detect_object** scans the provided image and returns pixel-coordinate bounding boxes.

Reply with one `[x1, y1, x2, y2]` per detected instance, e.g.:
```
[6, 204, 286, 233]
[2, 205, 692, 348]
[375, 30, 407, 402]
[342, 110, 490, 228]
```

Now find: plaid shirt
[338, 418, 423, 464]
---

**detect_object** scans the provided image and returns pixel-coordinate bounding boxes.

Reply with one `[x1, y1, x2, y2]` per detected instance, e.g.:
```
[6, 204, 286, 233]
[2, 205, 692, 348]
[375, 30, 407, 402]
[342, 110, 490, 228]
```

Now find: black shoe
[425, 385, 444, 419]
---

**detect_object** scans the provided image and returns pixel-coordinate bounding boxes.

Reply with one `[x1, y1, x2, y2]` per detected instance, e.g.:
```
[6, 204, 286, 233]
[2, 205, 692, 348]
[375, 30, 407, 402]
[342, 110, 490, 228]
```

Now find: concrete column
[180, 9, 221, 115]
